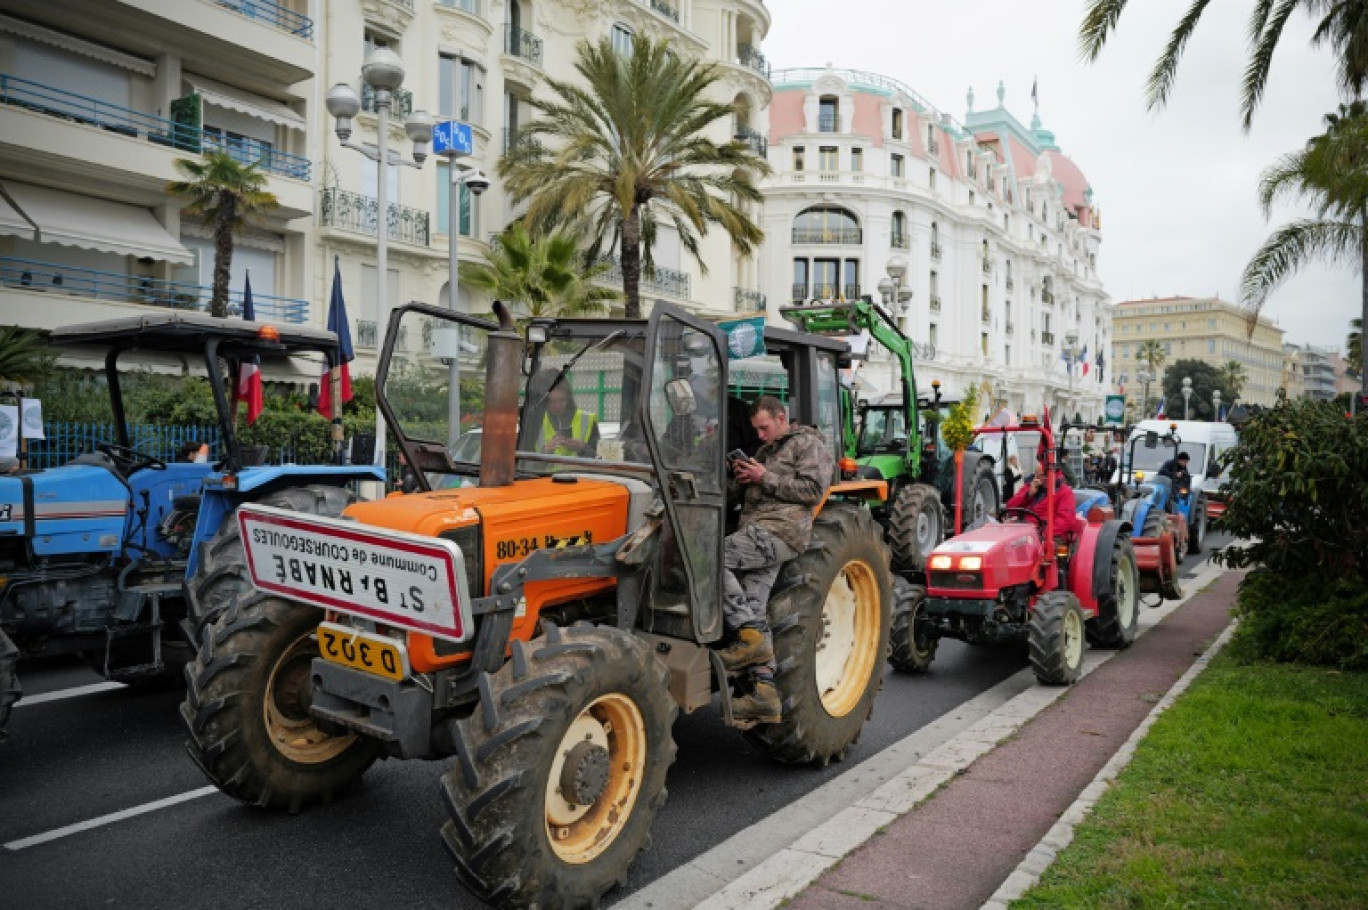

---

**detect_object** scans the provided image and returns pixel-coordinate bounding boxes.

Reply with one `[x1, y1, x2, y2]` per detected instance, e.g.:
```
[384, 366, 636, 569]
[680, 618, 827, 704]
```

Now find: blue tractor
[0, 313, 382, 741]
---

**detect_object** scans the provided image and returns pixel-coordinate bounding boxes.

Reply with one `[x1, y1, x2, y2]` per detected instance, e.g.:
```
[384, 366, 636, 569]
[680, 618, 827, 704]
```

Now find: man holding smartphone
[719, 396, 834, 727]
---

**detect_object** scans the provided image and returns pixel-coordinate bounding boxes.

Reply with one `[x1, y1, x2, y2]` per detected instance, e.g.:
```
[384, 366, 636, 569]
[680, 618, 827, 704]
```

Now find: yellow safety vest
[541, 410, 596, 456]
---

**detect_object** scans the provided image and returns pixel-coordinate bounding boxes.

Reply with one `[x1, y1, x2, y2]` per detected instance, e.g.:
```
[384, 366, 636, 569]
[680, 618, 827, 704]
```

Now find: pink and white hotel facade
[757, 68, 1114, 420]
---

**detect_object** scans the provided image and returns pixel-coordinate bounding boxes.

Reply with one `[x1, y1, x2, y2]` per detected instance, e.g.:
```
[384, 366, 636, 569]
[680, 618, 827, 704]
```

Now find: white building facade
[761, 70, 1114, 422]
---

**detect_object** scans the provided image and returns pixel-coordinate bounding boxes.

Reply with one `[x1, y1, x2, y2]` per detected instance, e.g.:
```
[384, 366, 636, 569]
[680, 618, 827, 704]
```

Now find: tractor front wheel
[888, 579, 938, 673]
[1028, 592, 1086, 685]
[888, 483, 944, 572]
[746, 504, 892, 765]
[1188, 495, 1207, 555]
[1086, 537, 1139, 649]
[0, 628, 19, 742]
[440, 623, 676, 910]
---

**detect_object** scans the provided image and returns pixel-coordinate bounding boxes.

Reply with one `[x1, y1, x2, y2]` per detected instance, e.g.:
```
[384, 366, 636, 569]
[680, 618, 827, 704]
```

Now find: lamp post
[444, 163, 488, 449]
[326, 48, 434, 467]
[1064, 330, 1080, 420]
[877, 259, 911, 391]
[1181, 376, 1192, 420]
[1137, 367, 1155, 419]
[1213, 389, 1222, 421]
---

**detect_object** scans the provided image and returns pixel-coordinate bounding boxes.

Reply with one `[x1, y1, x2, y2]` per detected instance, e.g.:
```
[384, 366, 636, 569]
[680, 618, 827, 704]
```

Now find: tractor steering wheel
[98, 443, 167, 474]
[1002, 507, 1044, 528]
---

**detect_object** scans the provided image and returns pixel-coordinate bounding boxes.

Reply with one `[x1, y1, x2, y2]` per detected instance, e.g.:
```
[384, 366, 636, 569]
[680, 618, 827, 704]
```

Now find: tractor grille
[929, 571, 982, 591]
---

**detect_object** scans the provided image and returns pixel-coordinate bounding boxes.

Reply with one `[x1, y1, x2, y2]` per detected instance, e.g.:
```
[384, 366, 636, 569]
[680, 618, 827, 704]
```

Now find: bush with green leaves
[1215, 392, 1368, 668]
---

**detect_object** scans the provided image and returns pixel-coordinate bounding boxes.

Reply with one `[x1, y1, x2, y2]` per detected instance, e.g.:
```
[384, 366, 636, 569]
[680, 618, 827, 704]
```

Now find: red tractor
[889, 415, 1140, 684]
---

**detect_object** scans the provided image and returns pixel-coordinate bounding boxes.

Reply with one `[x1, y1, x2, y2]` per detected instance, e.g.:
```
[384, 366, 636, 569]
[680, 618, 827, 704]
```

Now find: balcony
[735, 125, 768, 158]
[361, 84, 413, 121]
[1005, 276, 1014, 291]
[504, 25, 543, 66]
[213, 0, 314, 38]
[738, 44, 770, 79]
[1042, 290, 1055, 305]
[647, 0, 680, 23]
[982, 258, 992, 274]
[1, 256, 308, 323]
[792, 227, 862, 245]
[792, 283, 808, 302]
[0, 75, 311, 181]
[890, 234, 909, 250]
[930, 242, 942, 260]
[733, 288, 767, 312]
[589, 255, 690, 299]
[1042, 331, 1055, 346]
[356, 320, 409, 351]
[320, 188, 430, 246]
[929, 295, 941, 311]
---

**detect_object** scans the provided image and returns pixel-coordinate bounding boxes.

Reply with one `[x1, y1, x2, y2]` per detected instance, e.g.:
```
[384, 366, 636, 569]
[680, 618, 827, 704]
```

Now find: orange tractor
[181, 301, 894, 909]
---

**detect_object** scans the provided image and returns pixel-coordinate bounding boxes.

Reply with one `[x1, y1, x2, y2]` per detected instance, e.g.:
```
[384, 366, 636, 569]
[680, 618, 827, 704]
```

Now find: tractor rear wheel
[887, 483, 944, 572]
[937, 452, 999, 529]
[181, 484, 378, 810]
[1085, 537, 1139, 649]
[746, 504, 892, 765]
[1028, 592, 1086, 685]
[1188, 495, 1206, 555]
[440, 623, 676, 910]
[0, 628, 20, 742]
[888, 579, 937, 672]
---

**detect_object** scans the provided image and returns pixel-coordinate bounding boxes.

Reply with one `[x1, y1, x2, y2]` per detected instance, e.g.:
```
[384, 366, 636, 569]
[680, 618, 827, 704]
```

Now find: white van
[1120, 420, 1239, 496]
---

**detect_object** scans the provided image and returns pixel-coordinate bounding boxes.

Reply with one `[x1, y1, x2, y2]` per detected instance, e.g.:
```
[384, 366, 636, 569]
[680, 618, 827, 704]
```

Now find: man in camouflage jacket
[722, 396, 834, 727]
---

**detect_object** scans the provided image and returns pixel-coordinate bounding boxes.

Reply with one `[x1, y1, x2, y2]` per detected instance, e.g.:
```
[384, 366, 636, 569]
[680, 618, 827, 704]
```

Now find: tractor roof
[50, 312, 340, 360]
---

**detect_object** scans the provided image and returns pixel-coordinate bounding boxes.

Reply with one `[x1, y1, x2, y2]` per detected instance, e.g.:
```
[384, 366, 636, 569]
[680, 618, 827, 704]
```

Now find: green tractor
[780, 299, 999, 572]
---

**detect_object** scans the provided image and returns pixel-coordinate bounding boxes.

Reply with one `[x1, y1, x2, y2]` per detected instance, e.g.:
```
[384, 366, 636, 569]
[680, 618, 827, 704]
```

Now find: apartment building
[1111, 296, 1285, 407]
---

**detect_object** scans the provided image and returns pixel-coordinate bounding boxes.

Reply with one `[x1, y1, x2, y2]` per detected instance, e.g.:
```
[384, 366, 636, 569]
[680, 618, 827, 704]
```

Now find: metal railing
[588, 255, 690, 298]
[930, 242, 942, 260]
[504, 25, 543, 65]
[503, 127, 541, 154]
[738, 44, 770, 79]
[1042, 289, 1055, 304]
[648, 0, 680, 23]
[890, 234, 908, 250]
[844, 283, 861, 300]
[213, 0, 314, 39]
[930, 295, 941, 311]
[361, 83, 413, 121]
[356, 320, 409, 351]
[1005, 276, 1014, 290]
[382, 0, 413, 9]
[733, 288, 767, 312]
[792, 283, 808, 302]
[438, 0, 480, 12]
[320, 188, 430, 246]
[982, 258, 992, 273]
[1, 256, 308, 323]
[1006, 322, 1015, 335]
[734, 125, 767, 157]
[0, 74, 311, 180]
[981, 307, 991, 324]
[792, 227, 862, 245]
[771, 67, 966, 135]
[1042, 331, 1055, 345]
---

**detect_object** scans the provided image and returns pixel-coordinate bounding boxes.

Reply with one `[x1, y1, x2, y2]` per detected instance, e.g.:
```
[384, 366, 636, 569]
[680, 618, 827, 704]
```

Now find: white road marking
[3, 787, 218, 851]
[15, 681, 126, 706]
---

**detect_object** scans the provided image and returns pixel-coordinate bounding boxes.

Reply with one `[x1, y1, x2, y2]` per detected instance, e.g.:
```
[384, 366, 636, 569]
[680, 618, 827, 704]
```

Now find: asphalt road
[0, 534, 1230, 910]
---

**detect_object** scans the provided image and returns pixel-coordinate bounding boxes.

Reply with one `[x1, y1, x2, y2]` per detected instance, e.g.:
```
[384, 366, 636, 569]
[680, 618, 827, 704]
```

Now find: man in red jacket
[1005, 459, 1083, 540]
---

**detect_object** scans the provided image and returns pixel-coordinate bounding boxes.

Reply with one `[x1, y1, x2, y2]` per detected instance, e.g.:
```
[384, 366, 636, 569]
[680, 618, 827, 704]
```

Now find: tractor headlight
[929, 554, 953, 570]
[959, 556, 982, 571]
[440, 524, 484, 598]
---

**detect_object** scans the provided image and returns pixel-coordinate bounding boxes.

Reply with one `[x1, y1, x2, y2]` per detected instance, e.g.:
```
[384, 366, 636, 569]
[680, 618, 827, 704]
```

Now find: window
[850, 147, 862, 172]
[928, 168, 937, 189]
[843, 260, 860, 299]
[813, 258, 839, 298]
[891, 108, 903, 139]
[365, 29, 395, 55]
[437, 161, 479, 237]
[792, 259, 809, 300]
[930, 270, 939, 295]
[611, 23, 634, 56]
[819, 95, 838, 132]
[1005, 345, 1011, 365]
[891, 211, 906, 247]
[1208, 339, 1216, 353]
[361, 155, 400, 204]
[982, 332, 989, 357]
[793, 146, 805, 171]
[439, 54, 484, 125]
[1208, 318, 1216, 329]
[969, 191, 976, 206]
[819, 146, 838, 172]
[891, 154, 904, 177]
[929, 323, 938, 348]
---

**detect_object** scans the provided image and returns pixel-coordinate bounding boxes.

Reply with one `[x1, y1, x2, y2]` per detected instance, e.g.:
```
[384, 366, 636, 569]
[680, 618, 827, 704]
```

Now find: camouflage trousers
[723, 523, 798, 634]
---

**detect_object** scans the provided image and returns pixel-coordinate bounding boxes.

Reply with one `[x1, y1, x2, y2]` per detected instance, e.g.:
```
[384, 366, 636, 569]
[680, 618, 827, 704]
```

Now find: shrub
[1227, 568, 1368, 670]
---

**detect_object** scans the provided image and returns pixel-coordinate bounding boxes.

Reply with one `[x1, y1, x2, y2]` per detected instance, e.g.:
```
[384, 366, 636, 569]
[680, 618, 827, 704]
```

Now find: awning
[184, 75, 305, 130]
[0, 182, 193, 265]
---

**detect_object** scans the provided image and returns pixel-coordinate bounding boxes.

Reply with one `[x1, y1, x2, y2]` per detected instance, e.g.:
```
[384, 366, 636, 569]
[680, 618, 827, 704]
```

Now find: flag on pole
[234, 273, 264, 424]
[1030, 77, 1039, 108]
[1156, 398, 1166, 419]
[317, 257, 354, 417]
[1081, 344, 1090, 376]
[1219, 403, 1228, 421]
[1097, 349, 1105, 383]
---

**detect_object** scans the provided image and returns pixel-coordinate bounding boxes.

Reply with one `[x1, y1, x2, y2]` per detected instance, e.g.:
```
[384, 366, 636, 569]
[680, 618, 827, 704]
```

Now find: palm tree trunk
[621, 206, 642, 319]
[212, 196, 237, 319]
[1361, 225, 1367, 391]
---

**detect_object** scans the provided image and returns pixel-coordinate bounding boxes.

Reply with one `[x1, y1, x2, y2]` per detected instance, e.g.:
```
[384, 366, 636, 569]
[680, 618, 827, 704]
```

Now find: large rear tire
[887, 483, 944, 572]
[1085, 537, 1139, 649]
[746, 504, 892, 765]
[937, 451, 999, 528]
[888, 579, 937, 673]
[1028, 592, 1086, 686]
[1188, 495, 1206, 555]
[180, 484, 378, 810]
[440, 623, 676, 910]
[0, 628, 20, 742]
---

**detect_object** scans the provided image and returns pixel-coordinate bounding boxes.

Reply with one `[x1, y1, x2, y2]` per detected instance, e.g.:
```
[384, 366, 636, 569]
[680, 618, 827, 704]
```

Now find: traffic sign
[433, 120, 473, 156]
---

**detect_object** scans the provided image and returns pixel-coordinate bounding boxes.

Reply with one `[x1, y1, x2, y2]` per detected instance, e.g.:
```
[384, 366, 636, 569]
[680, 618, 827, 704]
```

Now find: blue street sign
[433, 120, 473, 156]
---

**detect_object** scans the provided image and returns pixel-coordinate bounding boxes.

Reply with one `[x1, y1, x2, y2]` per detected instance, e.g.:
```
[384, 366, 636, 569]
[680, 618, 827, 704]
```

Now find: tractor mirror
[1144, 431, 1158, 448]
[665, 378, 697, 416]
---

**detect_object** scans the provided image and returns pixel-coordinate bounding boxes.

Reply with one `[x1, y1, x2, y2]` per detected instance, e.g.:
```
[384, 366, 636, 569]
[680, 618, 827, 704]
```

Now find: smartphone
[727, 449, 751, 464]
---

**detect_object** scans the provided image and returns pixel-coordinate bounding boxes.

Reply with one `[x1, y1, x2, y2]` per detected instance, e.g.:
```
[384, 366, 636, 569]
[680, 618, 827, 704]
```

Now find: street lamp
[1213, 389, 1222, 421]
[444, 164, 489, 449]
[326, 48, 434, 467]
[1064, 330, 1080, 419]
[877, 259, 911, 391]
[1181, 376, 1192, 420]
[1137, 367, 1155, 418]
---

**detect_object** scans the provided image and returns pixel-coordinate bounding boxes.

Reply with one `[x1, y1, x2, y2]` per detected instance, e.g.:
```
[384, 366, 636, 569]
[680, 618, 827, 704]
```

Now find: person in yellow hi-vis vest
[540, 378, 599, 458]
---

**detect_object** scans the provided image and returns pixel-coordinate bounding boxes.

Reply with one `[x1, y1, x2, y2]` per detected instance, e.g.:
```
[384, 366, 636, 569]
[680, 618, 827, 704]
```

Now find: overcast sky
[765, 0, 1357, 352]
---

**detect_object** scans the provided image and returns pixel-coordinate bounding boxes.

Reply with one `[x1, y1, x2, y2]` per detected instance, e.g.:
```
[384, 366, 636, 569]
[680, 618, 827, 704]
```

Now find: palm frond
[1240, 0, 1300, 130]
[1241, 218, 1362, 310]
[1144, 0, 1216, 110]
[1078, 0, 1130, 61]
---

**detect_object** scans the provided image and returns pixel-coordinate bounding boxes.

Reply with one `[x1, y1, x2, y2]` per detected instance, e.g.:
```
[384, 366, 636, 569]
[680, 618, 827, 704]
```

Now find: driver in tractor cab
[1004, 459, 1084, 540]
[1158, 451, 1192, 495]
[538, 374, 599, 458]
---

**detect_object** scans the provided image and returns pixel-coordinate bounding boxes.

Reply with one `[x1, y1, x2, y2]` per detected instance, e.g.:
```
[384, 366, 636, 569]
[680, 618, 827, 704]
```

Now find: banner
[20, 398, 44, 439]
[1104, 395, 1125, 425]
[0, 405, 16, 457]
[717, 317, 766, 360]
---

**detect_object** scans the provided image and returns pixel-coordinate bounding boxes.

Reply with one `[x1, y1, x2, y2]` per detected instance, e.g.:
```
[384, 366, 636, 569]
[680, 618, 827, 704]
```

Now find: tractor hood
[0, 463, 130, 554]
[927, 522, 1042, 594]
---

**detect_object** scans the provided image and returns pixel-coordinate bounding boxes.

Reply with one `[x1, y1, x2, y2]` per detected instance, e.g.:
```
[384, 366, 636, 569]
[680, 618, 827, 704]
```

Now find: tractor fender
[1069, 519, 1130, 614]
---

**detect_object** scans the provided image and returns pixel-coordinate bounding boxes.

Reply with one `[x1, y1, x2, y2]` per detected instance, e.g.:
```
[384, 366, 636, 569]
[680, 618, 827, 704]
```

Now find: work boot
[717, 626, 774, 674]
[731, 679, 782, 729]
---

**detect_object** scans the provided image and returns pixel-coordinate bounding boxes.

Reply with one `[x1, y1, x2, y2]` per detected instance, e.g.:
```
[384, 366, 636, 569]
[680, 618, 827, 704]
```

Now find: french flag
[318, 256, 354, 417]
[234, 274, 264, 424]
[1156, 398, 1166, 419]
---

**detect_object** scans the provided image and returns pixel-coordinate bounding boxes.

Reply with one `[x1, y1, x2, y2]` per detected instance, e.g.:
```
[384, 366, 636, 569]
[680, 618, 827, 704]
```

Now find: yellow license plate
[316, 622, 408, 681]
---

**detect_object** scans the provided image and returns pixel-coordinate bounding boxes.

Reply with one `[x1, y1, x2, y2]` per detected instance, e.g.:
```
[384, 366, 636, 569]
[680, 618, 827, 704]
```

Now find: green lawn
[1011, 655, 1368, 909]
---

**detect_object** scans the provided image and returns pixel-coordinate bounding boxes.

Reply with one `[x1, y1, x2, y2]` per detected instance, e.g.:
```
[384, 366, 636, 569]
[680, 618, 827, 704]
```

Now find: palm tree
[167, 152, 279, 318]
[1241, 102, 1368, 388]
[0, 325, 54, 385]
[498, 36, 770, 318]
[1079, 1, 1368, 129]
[1217, 360, 1249, 398]
[1348, 316, 1362, 377]
[1135, 339, 1166, 414]
[460, 221, 619, 321]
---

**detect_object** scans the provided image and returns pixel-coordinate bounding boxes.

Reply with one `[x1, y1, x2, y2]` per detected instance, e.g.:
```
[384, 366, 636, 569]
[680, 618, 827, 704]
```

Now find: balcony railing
[588, 255, 690, 298]
[438, 0, 480, 12]
[1006, 322, 1015, 335]
[982, 258, 992, 273]
[734, 125, 767, 158]
[0, 74, 311, 180]
[1005, 276, 1014, 290]
[890, 234, 909, 250]
[733, 287, 767, 312]
[503, 128, 541, 154]
[648, 0, 680, 23]
[361, 83, 413, 121]
[792, 283, 808, 302]
[818, 112, 837, 132]
[213, 0, 315, 39]
[504, 25, 543, 65]
[844, 283, 861, 300]
[981, 307, 991, 324]
[738, 44, 770, 79]
[356, 320, 409, 351]
[320, 188, 430, 246]
[1, 256, 308, 323]
[929, 295, 941, 311]
[930, 242, 942, 260]
[1042, 290, 1055, 304]
[792, 227, 862, 245]
[1042, 331, 1055, 346]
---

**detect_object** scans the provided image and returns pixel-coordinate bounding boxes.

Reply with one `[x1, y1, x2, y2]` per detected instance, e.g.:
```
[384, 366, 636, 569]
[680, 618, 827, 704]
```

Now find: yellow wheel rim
[545, 692, 647, 865]
[263, 628, 355, 764]
[815, 560, 881, 718]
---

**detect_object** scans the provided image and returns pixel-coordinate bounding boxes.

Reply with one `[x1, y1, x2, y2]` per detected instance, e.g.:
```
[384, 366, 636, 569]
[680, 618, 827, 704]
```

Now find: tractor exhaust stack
[479, 300, 521, 488]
